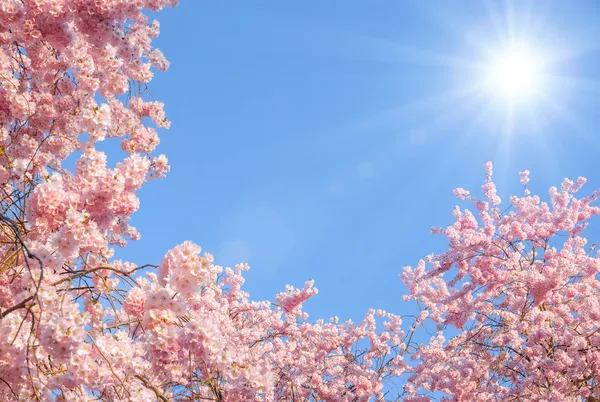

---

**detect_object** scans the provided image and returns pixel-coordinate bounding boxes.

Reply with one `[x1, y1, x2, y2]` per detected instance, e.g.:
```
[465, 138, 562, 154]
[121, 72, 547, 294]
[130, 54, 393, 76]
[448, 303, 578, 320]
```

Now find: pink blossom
[520, 169, 531, 185]
[123, 287, 147, 319]
[3, 1, 600, 400]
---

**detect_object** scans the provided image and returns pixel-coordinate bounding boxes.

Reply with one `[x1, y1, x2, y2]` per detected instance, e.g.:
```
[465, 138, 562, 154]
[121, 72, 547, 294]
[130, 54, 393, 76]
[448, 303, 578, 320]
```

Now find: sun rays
[337, 1, 594, 175]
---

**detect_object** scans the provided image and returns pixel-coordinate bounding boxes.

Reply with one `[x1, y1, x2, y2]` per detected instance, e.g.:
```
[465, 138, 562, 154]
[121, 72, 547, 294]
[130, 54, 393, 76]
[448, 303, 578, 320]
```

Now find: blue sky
[115, 1, 600, 323]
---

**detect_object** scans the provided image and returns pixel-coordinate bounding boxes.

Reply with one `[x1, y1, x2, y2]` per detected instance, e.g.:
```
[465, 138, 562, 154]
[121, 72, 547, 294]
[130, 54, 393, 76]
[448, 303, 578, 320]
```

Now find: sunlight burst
[485, 45, 544, 103]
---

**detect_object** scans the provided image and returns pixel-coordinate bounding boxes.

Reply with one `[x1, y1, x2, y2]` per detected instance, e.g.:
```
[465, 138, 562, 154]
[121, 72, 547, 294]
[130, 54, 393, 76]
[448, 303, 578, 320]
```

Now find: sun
[486, 46, 543, 103]
[485, 45, 545, 103]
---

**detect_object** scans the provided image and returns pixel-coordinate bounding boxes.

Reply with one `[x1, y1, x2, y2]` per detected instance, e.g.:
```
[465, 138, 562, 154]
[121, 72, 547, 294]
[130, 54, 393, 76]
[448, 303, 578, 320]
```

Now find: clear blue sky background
[114, 1, 600, 323]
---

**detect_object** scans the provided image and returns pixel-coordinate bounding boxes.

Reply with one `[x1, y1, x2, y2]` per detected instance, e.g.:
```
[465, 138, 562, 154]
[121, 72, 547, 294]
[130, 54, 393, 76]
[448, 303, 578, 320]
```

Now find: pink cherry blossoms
[2, 1, 600, 401]
[401, 163, 600, 401]
[0, 1, 410, 400]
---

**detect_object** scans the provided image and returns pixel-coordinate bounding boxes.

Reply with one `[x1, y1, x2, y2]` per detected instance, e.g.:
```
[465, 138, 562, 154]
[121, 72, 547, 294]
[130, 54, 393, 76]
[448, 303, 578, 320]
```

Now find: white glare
[486, 46, 543, 102]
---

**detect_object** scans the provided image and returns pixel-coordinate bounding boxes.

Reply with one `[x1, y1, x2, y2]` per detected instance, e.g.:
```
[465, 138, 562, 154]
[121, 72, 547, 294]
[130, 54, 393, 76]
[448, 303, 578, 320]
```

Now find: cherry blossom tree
[401, 163, 600, 401]
[3, 1, 600, 401]
[0, 1, 410, 400]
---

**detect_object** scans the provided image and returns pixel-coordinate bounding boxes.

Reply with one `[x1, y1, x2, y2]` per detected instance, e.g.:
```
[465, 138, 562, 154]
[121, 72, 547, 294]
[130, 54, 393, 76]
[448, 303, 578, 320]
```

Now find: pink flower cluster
[401, 162, 600, 401]
[0, 0, 182, 399]
[116, 244, 408, 401]
[2, 0, 600, 400]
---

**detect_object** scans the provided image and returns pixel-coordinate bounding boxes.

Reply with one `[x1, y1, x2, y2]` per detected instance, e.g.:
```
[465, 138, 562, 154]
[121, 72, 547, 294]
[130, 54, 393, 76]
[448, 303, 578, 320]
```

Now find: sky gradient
[113, 1, 600, 323]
